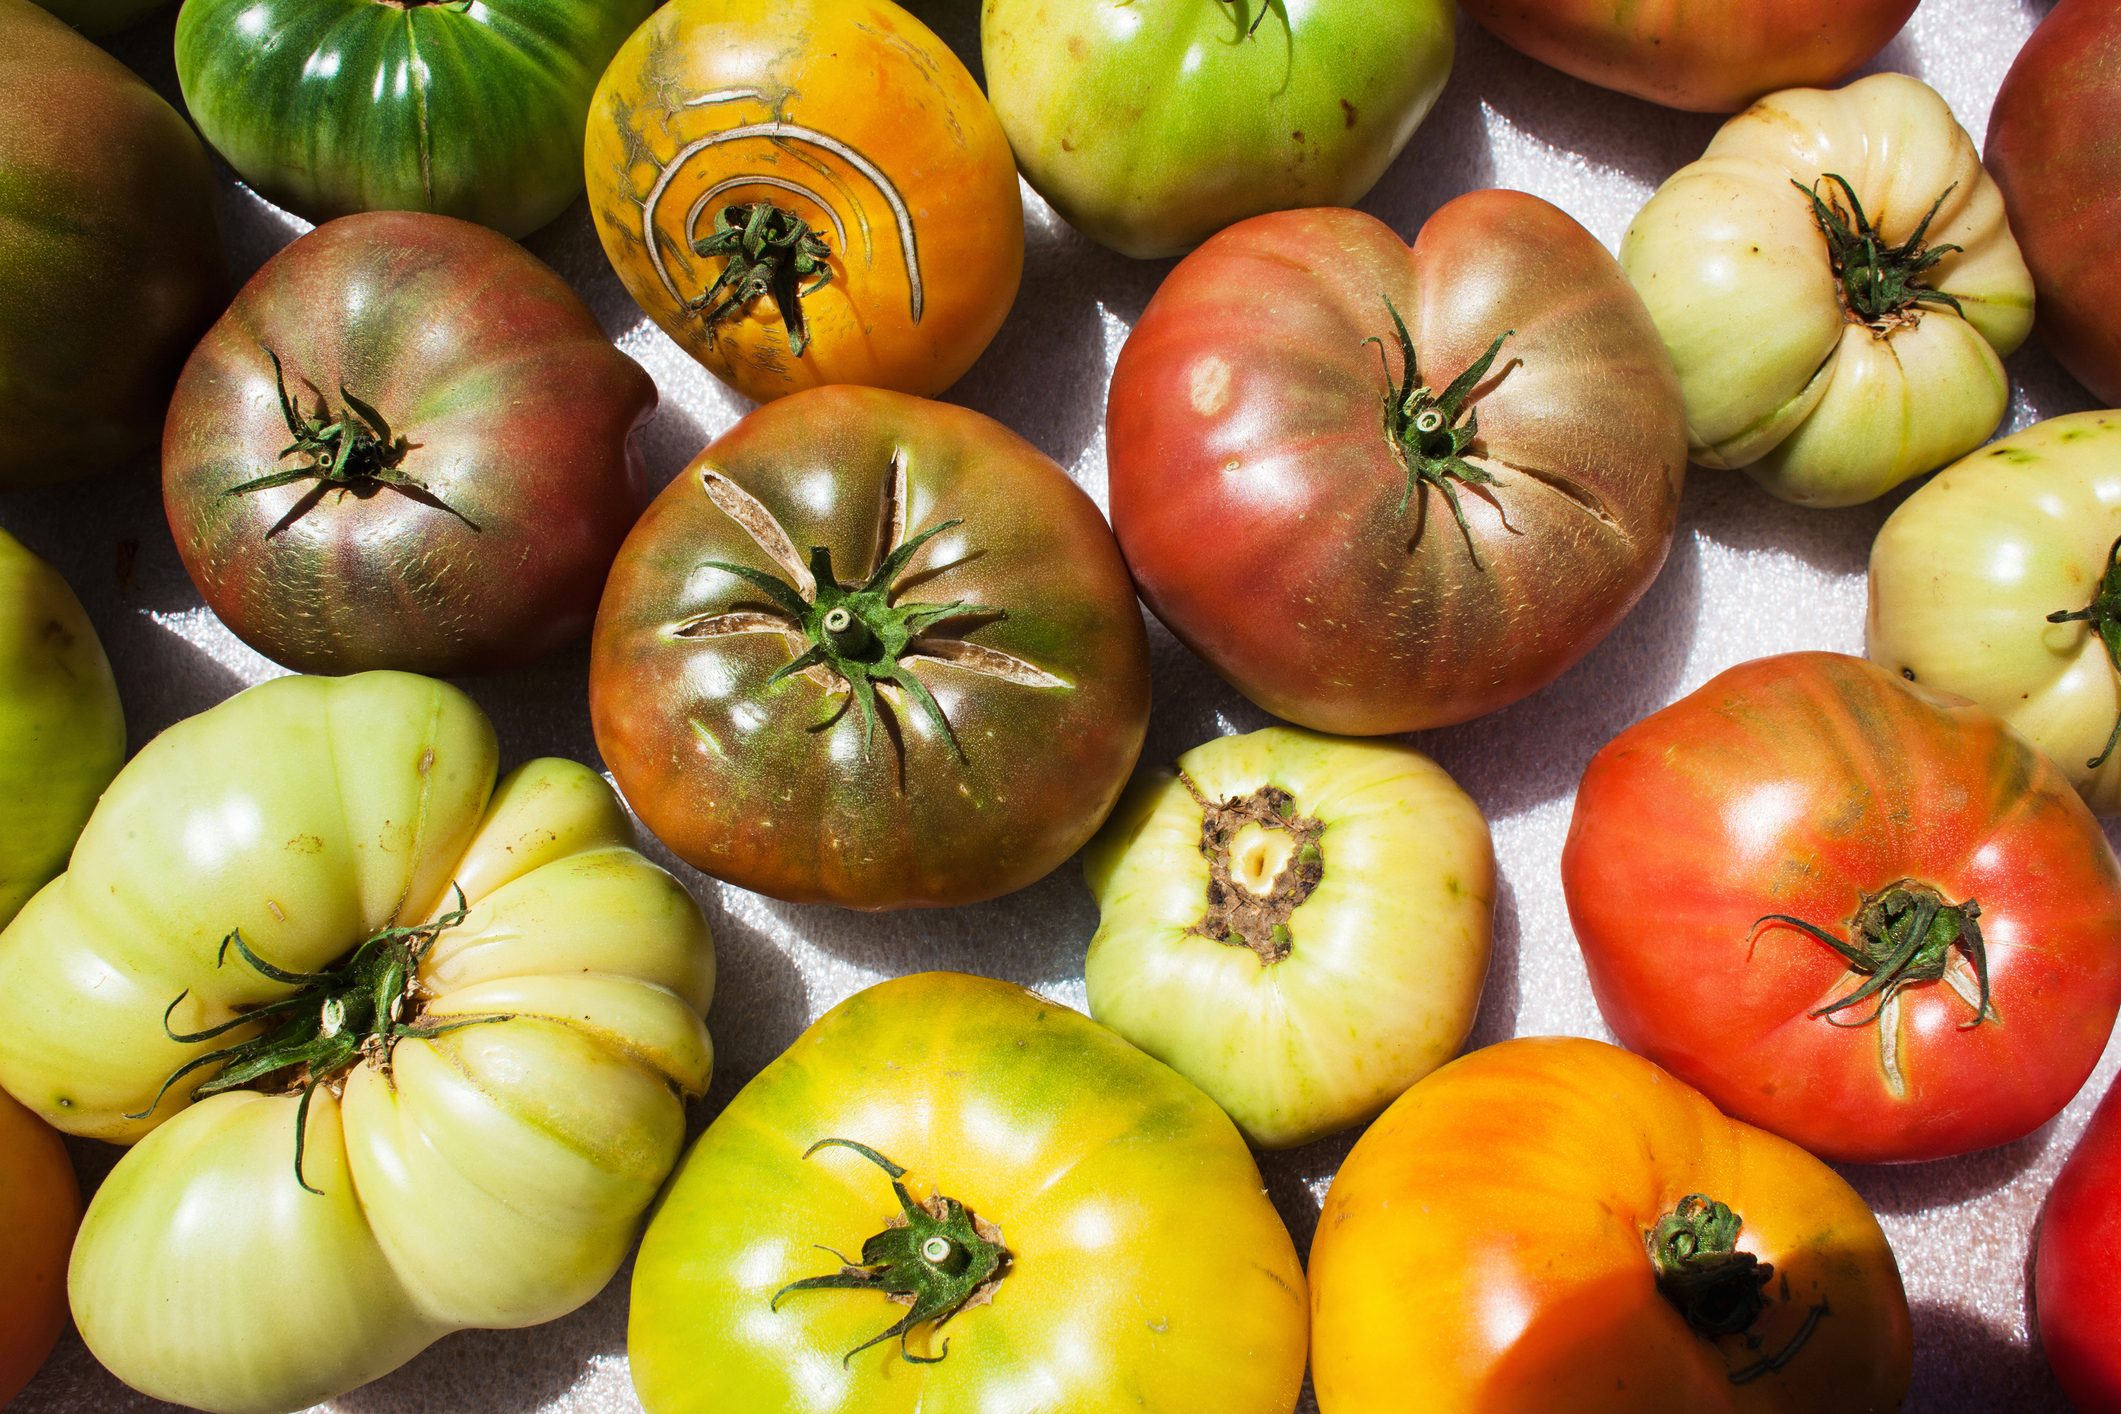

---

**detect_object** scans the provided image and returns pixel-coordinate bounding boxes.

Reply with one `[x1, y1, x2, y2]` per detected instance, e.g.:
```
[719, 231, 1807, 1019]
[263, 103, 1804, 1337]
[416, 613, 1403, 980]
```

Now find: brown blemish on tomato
[1341, 98, 1358, 128]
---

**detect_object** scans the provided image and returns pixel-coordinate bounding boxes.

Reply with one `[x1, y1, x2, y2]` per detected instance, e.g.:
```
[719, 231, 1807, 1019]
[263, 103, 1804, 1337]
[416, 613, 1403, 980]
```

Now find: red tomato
[1986, 0, 2121, 405]
[1107, 196, 1685, 736]
[2039, 1073, 2121, 1411]
[1563, 652, 2121, 1164]
[1459, 0, 1916, 112]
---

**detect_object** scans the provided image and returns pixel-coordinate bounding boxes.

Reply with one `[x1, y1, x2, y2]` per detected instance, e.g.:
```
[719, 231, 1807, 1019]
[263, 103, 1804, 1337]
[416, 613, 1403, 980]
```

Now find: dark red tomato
[0, 0, 225, 487]
[1108, 195, 1686, 736]
[1459, 0, 1915, 112]
[1564, 652, 2121, 1165]
[163, 212, 655, 676]
[1987, 0, 2121, 406]
[2038, 1073, 2121, 1411]
[590, 386, 1151, 910]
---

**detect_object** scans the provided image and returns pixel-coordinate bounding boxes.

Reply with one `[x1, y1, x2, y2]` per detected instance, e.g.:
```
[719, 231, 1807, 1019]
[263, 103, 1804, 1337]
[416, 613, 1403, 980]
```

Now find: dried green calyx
[1366, 298, 1513, 570]
[1756, 880, 1991, 1031]
[1647, 1194, 1830, 1385]
[690, 202, 835, 356]
[1796, 174, 1966, 329]
[2049, 533, 2121, 770]
[1218, 0, 1288, 36]
[772, 1139, 1010, 1365]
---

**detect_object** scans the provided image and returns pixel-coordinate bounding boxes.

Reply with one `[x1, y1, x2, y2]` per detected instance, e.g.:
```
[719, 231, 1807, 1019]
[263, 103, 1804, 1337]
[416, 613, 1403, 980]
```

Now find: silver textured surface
[5, 1, 2105, 1409]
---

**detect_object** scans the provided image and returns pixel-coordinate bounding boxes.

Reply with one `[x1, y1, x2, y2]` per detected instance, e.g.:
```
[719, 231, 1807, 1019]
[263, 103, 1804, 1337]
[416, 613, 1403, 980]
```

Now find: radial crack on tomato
[1795, 174, 1966, 330]
[770, 1137, 1010, 1366]
[1754, 880, 1993, 1031]
[2048, 534, 2121, 768]
[128, 886, 512, 1195]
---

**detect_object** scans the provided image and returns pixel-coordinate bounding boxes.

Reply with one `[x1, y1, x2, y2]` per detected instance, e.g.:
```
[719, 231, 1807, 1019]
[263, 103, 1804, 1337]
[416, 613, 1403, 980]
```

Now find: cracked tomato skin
[1107, 195, 1686, 735]
[1460, 0, 1915, 112]
[980, 0, 1455, 259]
[1563, 652, 2121, 1164]
[1311, 1037, 1911, 1413]
[629, 971, 1308, 1414]
[1986, 0, 2121, 406]
[162, 212, 656, 677]
[585, 0, 1023, 403]
[2037, 1073, 2121, 1411]
[0, 1089, 77, 1407]
[175, 0, 651, 238]
[590, 386, 1150, 910]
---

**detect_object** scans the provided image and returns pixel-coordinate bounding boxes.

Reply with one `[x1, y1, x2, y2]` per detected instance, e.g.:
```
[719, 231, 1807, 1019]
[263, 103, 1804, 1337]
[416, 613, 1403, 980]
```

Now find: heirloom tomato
[162, 212, 657, 677]
[1563, 652, 2121, 1165]
[2036, 1072, 2121, 1411]
[590, 386, 1150, 910]
[1869, 411, 2121, 814]
[175, 0, 651, 239]
[1460, 0, 1914, 112]
[0, 1089, 78, 1407]
[629, 971, 1308, 1414]
[1622, 74, 2033, 507]
[585, 0, 1023, 403]
[1987, 0, 2121, 406]
[0, 674, 715, 1414]
[980, 0, 1455, 259]
[0, 0, 225, 489]
[1310, 1037, 1911, 1413]
[0, 528, 123, 927]
[1108, 195, 1685, 735]
[1083, 727, 1493, 1148]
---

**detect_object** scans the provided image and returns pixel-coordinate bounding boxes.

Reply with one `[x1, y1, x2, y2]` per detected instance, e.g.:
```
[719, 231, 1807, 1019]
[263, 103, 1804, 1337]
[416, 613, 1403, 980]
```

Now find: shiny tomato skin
[2038, 1075, 2121, 1411]
[590, 386, 1151, 910]
[1564, 652, 2121, 1164]
[1986, 0, 2121, 405]
[163, 212, 656, 676]
[0, 1088, 78, 1406]
[1460, 0, 1915, 112]
[1108, 196, 1685, 735]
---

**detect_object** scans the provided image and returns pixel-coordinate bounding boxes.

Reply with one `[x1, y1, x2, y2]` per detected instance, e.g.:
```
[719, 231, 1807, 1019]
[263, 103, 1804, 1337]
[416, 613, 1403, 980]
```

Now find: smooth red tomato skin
[1987, 0, 2121, 405]
[1108, 196, 1684, 736]
[0, 1088, 79, 1404]
[1459, 0, 1916, 112]
[1564, 652, 2121, 1164]
[2039, 1076, 2121, 1411]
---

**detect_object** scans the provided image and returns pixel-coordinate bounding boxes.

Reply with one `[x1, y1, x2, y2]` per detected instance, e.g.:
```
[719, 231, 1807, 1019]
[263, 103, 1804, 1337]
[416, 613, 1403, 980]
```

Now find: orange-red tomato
[583, 0, 1023, 404]
[1311, 1036, 1911, 1413]
[0, 1087, 79, 1404]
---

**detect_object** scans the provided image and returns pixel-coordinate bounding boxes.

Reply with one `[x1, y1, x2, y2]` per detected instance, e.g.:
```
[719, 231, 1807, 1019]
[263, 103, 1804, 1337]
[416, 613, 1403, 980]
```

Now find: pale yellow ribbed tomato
[0, 673, 714, 1414]
[1622, 73, 2033, 506]
[1083, 727, 1493, 1148]
[1869, 410, 2121, 812]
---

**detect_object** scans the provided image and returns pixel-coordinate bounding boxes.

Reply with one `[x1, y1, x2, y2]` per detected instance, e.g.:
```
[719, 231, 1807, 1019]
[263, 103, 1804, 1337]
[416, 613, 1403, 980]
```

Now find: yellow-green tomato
[629, 972, 1308, 1414]
[1622, 73, 2033, 506]
[1083, 727, 1493, 1148]
[0, 673, 714, 1414]
[0, 528, 121, 926]
[1869, 410, 2121, 813]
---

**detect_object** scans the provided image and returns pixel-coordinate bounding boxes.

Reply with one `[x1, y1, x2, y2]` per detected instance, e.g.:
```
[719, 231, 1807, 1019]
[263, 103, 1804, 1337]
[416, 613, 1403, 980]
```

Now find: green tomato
[0, 673, 714, 1414]
[1869, 410, 2121, 813]
[980, 0, 1455, 258]
[27, 0, 171, 35]
[174, 0, 655, 239]
[1083, 727, 1493, 1148]
[629, 972, 1309, 1414]
[0, 529, 122, 927]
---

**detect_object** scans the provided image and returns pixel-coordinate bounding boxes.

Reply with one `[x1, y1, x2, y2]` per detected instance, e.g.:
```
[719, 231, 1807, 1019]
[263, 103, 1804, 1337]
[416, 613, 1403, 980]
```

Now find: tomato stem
[689, 203, 835, 357]
[1648, 1194, 1829, 1383]
[130, 887, 511, 1194]
[1754, 880, 1992, 1030]
[772, 1139, 1011, 1365]
[2048, 534, 2121, 769]
[1795, 174, 1967, 330]
[1366, 298, 1513, 570]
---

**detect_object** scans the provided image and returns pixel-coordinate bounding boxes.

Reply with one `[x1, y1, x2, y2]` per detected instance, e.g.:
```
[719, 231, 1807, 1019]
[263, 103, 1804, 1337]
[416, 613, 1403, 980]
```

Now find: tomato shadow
[1904, 1301, 2065, 1412]
[1840, 1113, 2054, 1214]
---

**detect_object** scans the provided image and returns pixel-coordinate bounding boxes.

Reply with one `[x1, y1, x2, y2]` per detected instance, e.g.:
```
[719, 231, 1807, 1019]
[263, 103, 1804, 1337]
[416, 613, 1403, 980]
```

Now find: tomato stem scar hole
[772, 1138, 1011, 1366]
[687, 202, 835, 357]
[2048, 533, 2121, 769]
[1647, 1195, 1829, 1383]
[1364, 297, 1514, 570]
[1753, 880, 1993, 1032]
[1795, 174, 1967, 331]
[222, 347, 478, 531]
[131, 885, 512, 1196]
[1178, 773, 1323, 964]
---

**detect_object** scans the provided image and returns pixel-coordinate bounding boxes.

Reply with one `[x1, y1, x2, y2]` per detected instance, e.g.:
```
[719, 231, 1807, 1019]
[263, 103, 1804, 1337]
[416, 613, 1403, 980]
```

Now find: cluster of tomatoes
[2, 0, 2120, 1411]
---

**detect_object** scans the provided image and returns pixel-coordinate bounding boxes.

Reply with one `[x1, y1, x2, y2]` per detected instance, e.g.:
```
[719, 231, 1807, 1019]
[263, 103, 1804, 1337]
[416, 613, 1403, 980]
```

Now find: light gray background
[5, 0, 2105, 1409]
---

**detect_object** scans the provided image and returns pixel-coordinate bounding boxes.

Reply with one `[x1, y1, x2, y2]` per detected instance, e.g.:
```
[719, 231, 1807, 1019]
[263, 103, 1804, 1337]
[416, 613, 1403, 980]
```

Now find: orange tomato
[0, 1087, 78, 1404]
[1310, 1037, 1910, 1413]
[584, 0, 1023, 403]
